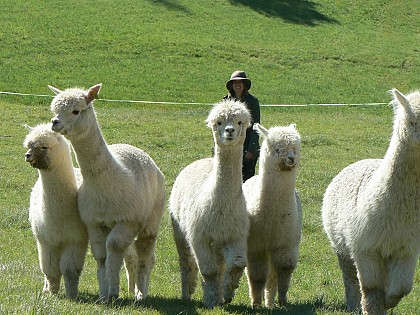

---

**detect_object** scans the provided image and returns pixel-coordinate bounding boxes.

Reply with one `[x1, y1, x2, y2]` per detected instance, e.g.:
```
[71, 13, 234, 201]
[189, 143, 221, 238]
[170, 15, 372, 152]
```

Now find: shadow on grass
[75, 292, 348, 314]
[229, 0, 339, 26]
[76, 292, 201, 314]
[147, 0, 190, 13]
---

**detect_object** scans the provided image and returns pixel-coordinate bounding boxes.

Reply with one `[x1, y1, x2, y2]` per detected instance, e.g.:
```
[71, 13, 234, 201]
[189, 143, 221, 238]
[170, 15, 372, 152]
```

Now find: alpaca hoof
[252, 303, 262, 309]
[182, 296, 192, 302]
[95, 296, 108, 304]
[223, 292, 234, 305]
[203, 301, 222, 309]
[107, 293, 120, 304]
[136, 292, 146, 301]
[265, 302, 274, 309]
[278, 294, 287, 307]
[278, 296, 287, 307]
[65, 292, 78, 301]
[203, 297, 224, 309]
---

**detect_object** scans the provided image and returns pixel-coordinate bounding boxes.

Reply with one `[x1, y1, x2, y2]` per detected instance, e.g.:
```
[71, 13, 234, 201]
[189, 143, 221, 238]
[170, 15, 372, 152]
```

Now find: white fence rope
[0, 91, 387, 107]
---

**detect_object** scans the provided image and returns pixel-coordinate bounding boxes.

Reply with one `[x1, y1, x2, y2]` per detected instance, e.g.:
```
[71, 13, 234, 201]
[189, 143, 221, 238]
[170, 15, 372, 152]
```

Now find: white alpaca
[24, 123, 88, 299]
[322, 89, 420, 314]
[243, 123, 302, 308]
[170, 99, 251, 308]
[49, 84, 165, 301]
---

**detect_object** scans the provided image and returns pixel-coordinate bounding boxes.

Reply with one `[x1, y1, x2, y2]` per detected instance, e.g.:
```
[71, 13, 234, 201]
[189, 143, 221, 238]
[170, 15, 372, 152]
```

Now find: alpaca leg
[134, 232, 158, 300]
[106, 222, 138, 300]
[134, 199, 164, 301]
[123, 243, 138, 295]
[223, 240, 247, 304]
[87, 225, 109, 301]
[246, 250, 269, 307]
[60, 244, 87, 299]
[38, 243, 61, 295]
[193, 241, 223, 308]
[337, 253, 361, 311]
[355, 254, 386, 315]
[171, 216, 198, 300]
[275, 267, 294, 307]
[271, 248, 298, 307]
[385, 256, 416, 309]
[264, 266, 277, 308]
[361, 287, 386, 315]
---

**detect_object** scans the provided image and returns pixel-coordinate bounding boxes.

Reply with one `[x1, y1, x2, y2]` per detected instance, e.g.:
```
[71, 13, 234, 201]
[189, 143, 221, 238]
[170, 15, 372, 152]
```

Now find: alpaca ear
[86, 83, 102, 104]
[23, 124, 33, 131]
[392, 89, 409, 107]
[253, 123, 269, 138]
[48, 85, 62, 95]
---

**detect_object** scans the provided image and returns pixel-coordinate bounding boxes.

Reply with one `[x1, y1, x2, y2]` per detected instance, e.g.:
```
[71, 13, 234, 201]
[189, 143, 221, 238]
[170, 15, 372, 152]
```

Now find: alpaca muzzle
[51, 117, 64, 133]
[25, 151, 35, 165]
[286, 156, 295, 166]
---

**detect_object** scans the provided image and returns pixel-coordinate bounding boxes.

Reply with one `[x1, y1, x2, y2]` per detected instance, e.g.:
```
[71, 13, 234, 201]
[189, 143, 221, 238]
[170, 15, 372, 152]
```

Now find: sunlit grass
[0, 0, 418, 313]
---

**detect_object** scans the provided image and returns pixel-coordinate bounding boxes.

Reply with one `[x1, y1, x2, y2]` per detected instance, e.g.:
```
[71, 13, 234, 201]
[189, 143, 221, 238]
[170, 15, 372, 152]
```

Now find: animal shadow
[229, 0, 339, 26]
[76, 292, 200, 314]
[75, 292, 348, 314]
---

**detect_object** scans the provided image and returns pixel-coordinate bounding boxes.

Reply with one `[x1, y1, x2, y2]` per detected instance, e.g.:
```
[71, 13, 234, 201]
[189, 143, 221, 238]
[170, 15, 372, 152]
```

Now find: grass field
[0, 0, 418, 314]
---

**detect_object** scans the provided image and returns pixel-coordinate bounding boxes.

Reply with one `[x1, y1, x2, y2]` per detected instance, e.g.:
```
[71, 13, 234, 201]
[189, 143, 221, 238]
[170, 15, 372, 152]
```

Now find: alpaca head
[255, 123, 301, 172]
[391, 88, 420, 146]
[206, 99, 250, 147]
[23, 123, 71, 170]
[49, 84, 102, 137]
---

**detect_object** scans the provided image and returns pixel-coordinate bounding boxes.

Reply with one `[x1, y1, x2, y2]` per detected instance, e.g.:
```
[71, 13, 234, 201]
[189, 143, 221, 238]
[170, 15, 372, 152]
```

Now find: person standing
[224, 70, 260, 181]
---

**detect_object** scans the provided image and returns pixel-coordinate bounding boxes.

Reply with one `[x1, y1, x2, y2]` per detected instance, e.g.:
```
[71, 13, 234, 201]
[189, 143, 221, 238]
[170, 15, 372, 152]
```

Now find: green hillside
[0, 0, 418, 104]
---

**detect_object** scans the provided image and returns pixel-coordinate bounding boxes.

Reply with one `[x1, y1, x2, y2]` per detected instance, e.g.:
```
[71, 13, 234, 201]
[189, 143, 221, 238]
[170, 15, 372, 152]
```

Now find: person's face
[232, 80, 244, 96]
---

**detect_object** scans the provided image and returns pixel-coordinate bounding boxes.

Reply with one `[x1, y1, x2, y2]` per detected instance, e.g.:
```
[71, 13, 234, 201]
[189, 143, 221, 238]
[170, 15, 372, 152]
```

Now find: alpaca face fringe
[24, 123, 70, 170]
[50, 90, 91, 136]
[49, 85, 101, 137]
[259, 124, 301, 172]
[206, 99, 251, 147]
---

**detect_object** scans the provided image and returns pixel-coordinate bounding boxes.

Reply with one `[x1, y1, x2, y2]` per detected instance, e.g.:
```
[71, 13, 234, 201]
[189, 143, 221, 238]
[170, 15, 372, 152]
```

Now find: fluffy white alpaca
[243, 123, 302, 308]
[49, 84, 165, 301]
[322, 89, 420, 314]
[170, 99, 251, 308]
[24, 123, 88, 299]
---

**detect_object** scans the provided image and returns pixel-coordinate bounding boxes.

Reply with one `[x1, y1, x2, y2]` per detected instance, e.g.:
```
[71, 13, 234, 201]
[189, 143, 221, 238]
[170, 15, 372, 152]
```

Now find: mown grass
[1, 99, 419, 314]
[0, 0, 418, 314]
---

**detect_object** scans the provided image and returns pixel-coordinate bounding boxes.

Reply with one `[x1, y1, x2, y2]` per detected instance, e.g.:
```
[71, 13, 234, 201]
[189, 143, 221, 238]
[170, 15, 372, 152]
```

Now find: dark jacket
[223, 92, 260, 159]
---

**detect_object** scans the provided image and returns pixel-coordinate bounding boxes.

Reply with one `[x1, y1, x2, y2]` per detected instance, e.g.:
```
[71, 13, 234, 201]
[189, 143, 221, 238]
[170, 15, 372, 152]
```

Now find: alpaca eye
[238, 121, 242, 125]
[72, 110, 80, 115]
[217, 122, 222, 126]
[41, 147, 48, 150]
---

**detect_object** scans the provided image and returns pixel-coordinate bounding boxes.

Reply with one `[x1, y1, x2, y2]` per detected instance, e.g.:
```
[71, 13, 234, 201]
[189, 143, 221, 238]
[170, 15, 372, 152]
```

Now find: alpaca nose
[225, 127, 235, 134]
[51, 117, 60, 126]
[286, 151, 295, 165]
[25, 151, 31, 158]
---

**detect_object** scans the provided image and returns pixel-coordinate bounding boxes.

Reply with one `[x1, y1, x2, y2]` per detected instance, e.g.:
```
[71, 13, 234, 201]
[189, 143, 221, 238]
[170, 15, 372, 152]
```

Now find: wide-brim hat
[226, 70, 251, 90]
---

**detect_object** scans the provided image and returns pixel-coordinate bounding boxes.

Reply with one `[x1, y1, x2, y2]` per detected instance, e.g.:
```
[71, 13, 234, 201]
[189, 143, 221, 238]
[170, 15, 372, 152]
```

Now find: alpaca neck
[39, 159, 77, 192]
[382, 134, 420, 183]
[370, 134, 420, 223]
[68, 119, 116, 176]
[260, 164, 297, 201]
[211, 145, 243, 193]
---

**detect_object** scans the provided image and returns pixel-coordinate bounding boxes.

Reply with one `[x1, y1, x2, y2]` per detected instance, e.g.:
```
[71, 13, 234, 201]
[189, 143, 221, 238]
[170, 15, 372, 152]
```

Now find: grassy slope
[0, 0, 418, 104]
[0, 0, 418, 314]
